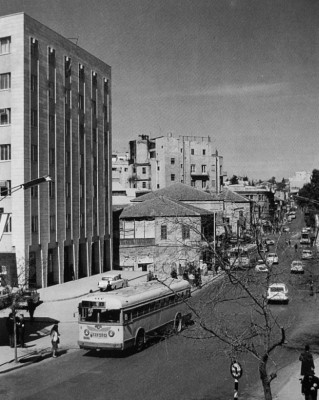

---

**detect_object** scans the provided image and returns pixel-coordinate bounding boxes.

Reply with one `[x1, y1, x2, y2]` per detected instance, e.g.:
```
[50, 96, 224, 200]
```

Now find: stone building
[128, 133, 225, 193]
[119, 195, 214, 274]
[0, 13, 112, 288]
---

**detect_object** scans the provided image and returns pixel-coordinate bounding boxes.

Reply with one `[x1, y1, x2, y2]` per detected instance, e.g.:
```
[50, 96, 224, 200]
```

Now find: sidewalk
[0, 270, 218, 374]
[247, 356, 319, 400]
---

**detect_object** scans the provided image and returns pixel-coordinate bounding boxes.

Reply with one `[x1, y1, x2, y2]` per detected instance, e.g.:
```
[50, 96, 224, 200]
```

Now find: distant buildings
[0, 13, 112, 288]
[127, 133, 226, 193]
[289, 171, 311, 193]
[226, 184, 276, 223]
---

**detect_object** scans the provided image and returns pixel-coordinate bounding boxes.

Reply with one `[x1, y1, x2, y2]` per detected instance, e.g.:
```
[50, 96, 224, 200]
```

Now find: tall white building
[0, 13, 113, 288]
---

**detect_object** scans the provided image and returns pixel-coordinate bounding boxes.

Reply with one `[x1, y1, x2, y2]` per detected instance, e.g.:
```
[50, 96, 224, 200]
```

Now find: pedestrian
[301, 374, 319, 400]
[106, 281, 112, 291]
[27, 299, 36, 324]
[289, 239, 291, 246]
[17, 314, 26, 348]
[6, 312, 14, 348]
[171, 269, 177, 279]
[295, 243, 298, 252]
[50, 324, 60, 358]
[188, 271, 195, 286]
[300, 344, 315, 377]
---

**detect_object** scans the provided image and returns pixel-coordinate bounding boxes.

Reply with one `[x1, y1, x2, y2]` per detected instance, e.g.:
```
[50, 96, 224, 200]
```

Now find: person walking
[300, 344, 315, 377]
[295, 243, 298, 252]
[6, 312, 14, 348]
[27, 299, 36, 324]
[50, 324, 60, 358]
[301, 374, 319, 400]
[17, 314, 26, 348]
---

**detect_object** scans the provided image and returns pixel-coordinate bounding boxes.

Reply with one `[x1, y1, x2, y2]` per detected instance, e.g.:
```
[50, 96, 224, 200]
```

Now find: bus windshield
[79, 307, 120, 323]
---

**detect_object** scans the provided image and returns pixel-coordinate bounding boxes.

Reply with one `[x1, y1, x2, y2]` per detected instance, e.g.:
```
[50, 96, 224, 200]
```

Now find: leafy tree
[295, 169, 319, 226]
[230, 175, 239, 185]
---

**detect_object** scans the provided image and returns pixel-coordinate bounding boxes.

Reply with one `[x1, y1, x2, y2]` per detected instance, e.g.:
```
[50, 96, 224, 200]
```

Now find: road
[2, 208, 319, 400]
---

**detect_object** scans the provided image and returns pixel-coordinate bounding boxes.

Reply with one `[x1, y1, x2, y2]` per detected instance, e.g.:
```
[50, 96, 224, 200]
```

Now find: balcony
[190, 171, 209, 180]
[120, 238, 155, 246]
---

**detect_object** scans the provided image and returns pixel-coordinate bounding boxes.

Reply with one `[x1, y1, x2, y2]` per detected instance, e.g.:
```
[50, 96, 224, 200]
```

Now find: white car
[290, 260, 304, 274]
[301, 249, 313, 260]
[265, 239, 275, 246]
[301, 228, 309, 234]
[283, 226, 290, 232]
[98, 272, 126, 291]
[255, 261, 269, 273]
[267, 283, 289, 304]
[266, 253, 279, 265]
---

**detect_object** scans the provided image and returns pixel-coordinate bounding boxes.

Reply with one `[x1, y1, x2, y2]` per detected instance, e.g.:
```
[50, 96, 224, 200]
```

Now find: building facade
[119, 196, 214, 274]
[129, 133, 225, 193]
[112, 152, 130, 187]
[0, 13, 112, 288]
[289, 171, 311, 193]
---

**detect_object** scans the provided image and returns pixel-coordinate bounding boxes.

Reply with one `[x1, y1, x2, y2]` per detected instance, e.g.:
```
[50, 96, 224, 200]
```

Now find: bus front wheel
[135, 330, 145, 352]
[174, 314, 183, 334]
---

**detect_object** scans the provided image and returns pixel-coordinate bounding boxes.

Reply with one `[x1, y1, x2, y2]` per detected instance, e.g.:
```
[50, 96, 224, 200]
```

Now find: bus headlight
[108, 330, 115, 337]
[84, 329, 90, 336]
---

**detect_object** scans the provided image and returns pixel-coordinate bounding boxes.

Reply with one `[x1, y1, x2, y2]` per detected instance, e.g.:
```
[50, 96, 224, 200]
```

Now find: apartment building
[129, 133, 225, 193]
[0, 13, 112, 288]
[112, 152, 130, 187]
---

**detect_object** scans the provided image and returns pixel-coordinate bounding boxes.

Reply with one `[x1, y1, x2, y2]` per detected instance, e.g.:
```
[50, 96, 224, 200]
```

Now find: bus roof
[79, 279, 191, 310]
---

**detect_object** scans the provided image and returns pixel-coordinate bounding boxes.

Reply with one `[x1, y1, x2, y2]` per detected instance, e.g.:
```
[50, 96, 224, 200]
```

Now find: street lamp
[1, 175, 52, 198]
[0, 174, 52, 363]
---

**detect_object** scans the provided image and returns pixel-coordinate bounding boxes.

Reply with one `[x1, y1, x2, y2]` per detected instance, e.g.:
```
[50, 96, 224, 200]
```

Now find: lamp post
[0, 175, 52, 363]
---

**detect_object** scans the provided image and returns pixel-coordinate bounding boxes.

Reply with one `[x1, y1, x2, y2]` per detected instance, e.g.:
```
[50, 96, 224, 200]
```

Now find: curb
[0, 273, 221, 375]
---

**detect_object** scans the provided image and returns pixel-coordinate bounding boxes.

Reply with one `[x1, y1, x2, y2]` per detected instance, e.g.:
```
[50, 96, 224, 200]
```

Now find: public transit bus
[228, 243, 258, 269]
[78, 279, 192, 352]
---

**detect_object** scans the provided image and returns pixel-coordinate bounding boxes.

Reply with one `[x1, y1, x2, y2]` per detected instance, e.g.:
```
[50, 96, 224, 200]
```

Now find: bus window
[124, 312, 132, 322]
[100, 310, 120, 323]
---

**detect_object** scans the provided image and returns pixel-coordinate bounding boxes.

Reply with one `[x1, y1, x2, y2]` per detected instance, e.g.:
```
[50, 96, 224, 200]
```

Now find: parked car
[266, 253, 279, 265]
[301, 227, 309, 234]
[290, 260, 304, 274]
[283, 226, 290, 232]
[265, 239, 275, 246]
[0, 286, 11, 309]
[267, 283, 289, 304]
[301, 249, 313, 260]
[98, 272, 126, 291]
[16, 288, 40, 309]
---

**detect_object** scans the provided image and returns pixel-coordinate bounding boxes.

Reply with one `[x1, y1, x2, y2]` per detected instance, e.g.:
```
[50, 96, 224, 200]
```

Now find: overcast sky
[1, 0, 319, 180]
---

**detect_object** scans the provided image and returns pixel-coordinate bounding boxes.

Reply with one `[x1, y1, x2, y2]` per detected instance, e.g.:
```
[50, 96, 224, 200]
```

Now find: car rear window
[270, 287, 284, 292]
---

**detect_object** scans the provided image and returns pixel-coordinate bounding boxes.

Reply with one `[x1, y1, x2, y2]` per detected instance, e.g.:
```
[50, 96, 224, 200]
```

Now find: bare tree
[156, 203, 292, 400]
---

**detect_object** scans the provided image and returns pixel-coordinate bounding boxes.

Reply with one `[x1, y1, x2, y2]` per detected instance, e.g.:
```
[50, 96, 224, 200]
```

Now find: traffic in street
[1, 207, 319, 400]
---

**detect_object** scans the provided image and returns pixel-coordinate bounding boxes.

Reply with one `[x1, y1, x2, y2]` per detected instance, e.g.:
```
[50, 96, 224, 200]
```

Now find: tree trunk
[261, 381, 272, 400]
[259, 356, 274, 400]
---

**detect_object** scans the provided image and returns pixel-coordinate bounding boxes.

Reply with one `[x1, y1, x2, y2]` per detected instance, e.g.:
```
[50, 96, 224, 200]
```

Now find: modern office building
[0, 13, 112, 288]
[129, 133, 225, 193]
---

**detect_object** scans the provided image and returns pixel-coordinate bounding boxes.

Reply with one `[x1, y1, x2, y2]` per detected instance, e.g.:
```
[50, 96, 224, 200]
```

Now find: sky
[1, 0, 319, 180]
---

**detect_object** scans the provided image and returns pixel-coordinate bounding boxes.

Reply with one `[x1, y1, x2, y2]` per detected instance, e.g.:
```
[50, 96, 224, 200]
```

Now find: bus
[78, 279, 192, 352]
[228, 243, 258, 269]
